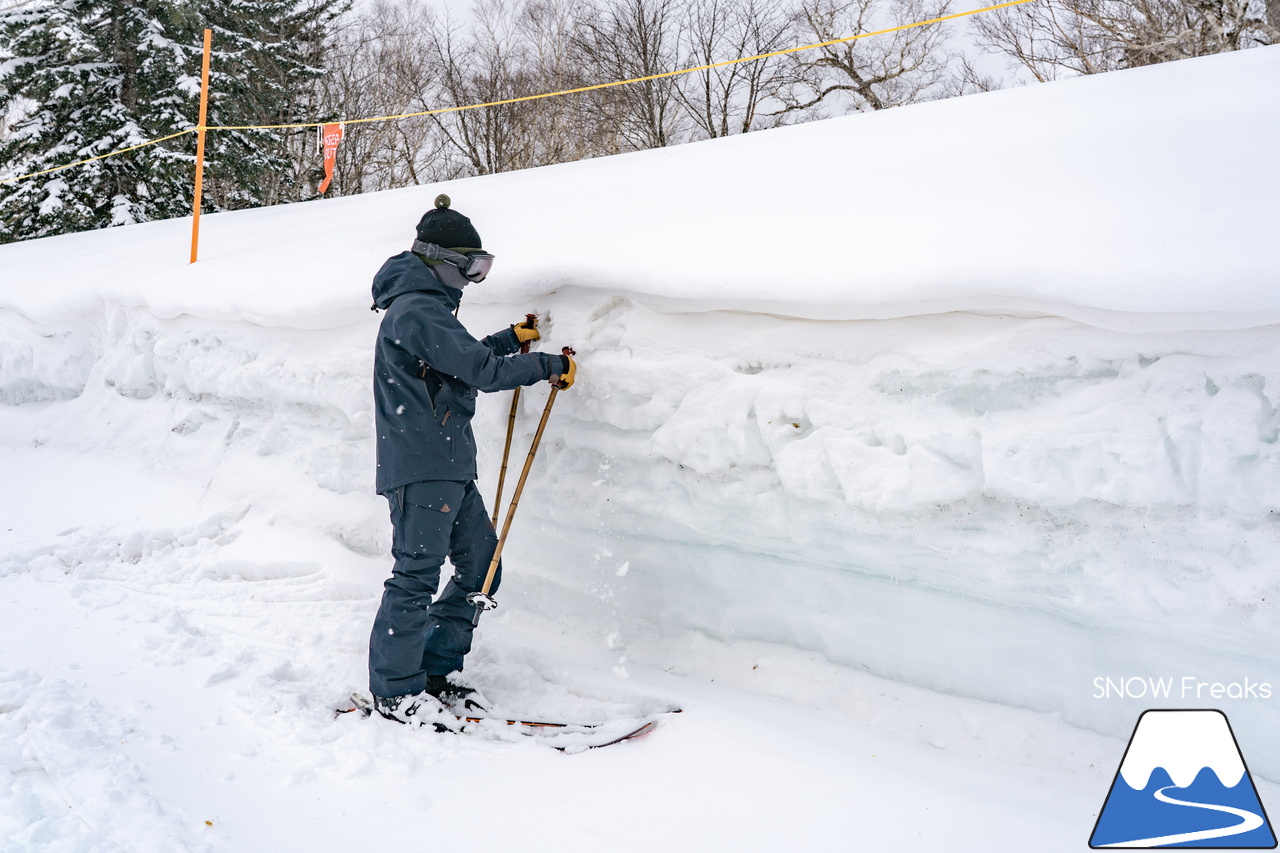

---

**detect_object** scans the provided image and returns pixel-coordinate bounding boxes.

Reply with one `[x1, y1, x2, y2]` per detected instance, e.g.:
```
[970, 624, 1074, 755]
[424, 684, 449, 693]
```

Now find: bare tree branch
[777, 0, 956, 116]
[675, 0, 798, 138]
[971, 0, 1278, 81]
[572, 0, 687, 152]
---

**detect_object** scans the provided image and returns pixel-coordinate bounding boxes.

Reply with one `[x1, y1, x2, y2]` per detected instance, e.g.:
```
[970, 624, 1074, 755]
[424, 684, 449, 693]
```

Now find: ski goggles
[412, 240, 495, 283]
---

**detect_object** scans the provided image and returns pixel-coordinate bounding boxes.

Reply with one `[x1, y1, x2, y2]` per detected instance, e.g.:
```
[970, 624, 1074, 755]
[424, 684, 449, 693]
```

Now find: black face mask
[412, 240, 495, 283]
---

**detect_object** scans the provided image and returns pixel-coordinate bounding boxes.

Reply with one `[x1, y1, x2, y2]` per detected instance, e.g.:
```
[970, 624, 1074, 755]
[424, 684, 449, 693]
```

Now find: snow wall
[3, 47, 1279, 773]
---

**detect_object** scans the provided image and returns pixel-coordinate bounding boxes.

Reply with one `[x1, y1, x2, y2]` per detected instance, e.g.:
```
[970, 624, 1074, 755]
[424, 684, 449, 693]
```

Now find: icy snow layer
[2, 288, 1279, 761]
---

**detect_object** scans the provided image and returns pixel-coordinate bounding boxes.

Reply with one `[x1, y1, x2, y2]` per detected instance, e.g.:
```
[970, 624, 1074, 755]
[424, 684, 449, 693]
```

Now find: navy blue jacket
[371, 251, 551, 493]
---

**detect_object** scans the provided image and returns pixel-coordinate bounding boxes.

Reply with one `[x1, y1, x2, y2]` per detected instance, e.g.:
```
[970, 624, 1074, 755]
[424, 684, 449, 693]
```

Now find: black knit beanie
[415, 194, 482, 248]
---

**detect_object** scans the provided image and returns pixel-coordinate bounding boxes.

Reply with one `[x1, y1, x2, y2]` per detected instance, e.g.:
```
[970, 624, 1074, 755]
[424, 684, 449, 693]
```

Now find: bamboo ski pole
[492, 390, 520, 527]
[492, 313, 537, 527]
[470, 346, 573, 624]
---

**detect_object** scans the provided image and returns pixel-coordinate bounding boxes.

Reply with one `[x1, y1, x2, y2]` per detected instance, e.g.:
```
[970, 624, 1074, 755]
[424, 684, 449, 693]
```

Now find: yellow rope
[0, 0, 1036, 186]
[215, 0, 1038, 131]
[0, 129, 197, 186]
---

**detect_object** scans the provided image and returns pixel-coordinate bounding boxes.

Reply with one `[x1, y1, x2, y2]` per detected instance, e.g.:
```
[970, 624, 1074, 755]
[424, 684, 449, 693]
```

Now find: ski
[336, 692, 663, 750]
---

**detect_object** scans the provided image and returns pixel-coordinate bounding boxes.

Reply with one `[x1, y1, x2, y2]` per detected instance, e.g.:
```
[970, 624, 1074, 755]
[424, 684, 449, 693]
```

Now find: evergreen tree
[196, 0, 344, 211]
[0, 0, 342, 244]
[0, 0, 198, 241]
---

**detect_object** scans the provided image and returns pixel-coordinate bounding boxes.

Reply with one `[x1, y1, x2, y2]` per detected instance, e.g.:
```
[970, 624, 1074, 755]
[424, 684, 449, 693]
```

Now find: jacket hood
[371, 251, 461, 312]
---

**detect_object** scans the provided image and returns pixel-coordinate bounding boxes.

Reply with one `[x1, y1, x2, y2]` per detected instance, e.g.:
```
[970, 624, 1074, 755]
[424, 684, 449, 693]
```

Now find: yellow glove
[551, 353, 576, 390]
[512, 315, 540, 345]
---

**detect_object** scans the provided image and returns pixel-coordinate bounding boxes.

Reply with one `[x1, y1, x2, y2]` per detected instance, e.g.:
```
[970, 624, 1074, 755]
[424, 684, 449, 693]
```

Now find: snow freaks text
[1093, 677, 1274, 701]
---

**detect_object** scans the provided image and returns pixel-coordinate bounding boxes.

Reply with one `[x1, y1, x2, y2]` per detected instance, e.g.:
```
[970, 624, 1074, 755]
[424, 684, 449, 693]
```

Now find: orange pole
[190, 28, 212, 264]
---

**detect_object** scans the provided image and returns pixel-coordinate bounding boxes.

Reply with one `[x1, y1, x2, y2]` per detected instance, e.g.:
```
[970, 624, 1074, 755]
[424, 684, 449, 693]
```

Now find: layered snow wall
[3, 46, 1279, 771]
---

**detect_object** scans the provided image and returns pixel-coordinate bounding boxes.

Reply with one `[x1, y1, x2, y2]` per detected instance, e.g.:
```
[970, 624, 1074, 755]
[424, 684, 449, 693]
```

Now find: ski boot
[425, 674, 489, 713]
[372, 692, 462, 732]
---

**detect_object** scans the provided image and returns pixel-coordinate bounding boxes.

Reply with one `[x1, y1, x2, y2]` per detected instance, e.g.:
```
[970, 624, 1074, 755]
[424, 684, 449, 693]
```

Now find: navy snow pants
[368, 480, 502, 698]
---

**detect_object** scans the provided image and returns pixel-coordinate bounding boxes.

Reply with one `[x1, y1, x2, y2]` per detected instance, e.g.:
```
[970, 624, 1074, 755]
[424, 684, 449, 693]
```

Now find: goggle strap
[411, 240, 472, 268]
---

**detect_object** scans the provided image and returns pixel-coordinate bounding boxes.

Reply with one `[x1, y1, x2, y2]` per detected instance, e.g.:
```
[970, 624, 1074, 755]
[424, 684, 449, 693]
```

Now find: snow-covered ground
[2, 46, 1279, 851]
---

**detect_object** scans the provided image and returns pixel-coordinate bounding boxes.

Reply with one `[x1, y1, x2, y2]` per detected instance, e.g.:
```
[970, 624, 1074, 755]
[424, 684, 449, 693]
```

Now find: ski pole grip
[549, 346, 576, 390]
[519, 313, 537, 354]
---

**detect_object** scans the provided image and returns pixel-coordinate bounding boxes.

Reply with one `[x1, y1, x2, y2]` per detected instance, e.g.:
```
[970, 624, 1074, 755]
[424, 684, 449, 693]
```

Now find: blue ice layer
[1091, 766, 1276, 848]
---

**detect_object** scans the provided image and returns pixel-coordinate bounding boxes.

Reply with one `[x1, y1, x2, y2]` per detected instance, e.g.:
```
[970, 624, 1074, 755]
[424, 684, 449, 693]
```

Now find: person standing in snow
[367, 194, 575, 725]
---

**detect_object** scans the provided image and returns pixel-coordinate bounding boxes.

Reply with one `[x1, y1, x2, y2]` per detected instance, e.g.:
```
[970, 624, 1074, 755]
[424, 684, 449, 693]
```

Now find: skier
[367, 194, 575, 726]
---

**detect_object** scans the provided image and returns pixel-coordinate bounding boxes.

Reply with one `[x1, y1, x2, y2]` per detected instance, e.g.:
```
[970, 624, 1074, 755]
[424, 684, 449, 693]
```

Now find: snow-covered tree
[0, 0, 341, 244]
[196, 0, 344, 210]
[0, 0, 198, 241]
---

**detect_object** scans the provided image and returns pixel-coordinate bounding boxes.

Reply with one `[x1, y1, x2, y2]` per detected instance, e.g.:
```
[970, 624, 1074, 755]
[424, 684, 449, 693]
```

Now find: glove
[550, 353, 576, 390]
[511, 317, 540, 345]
